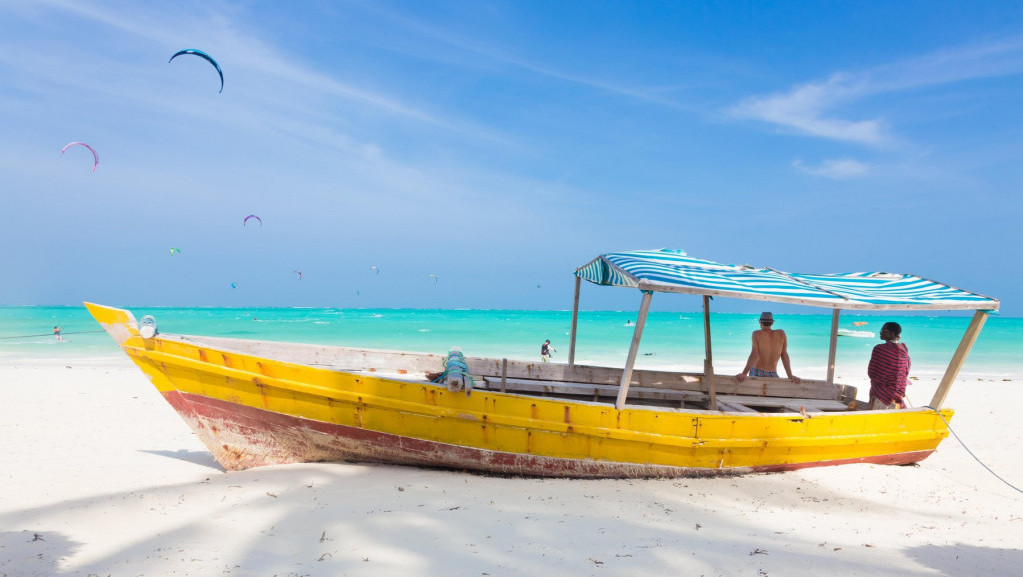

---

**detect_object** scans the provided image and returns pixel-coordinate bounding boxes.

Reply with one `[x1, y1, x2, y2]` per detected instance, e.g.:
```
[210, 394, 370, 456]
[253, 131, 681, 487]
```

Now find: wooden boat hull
[162, 388, 938, 476]
[87, 303, 952, 478]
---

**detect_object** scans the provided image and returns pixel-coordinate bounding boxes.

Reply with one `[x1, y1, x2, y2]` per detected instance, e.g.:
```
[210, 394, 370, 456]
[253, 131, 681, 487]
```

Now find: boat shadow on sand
[905, 543, 1023, 576]
[140, 449, 223, 470]
[1, 464, 1018, 576]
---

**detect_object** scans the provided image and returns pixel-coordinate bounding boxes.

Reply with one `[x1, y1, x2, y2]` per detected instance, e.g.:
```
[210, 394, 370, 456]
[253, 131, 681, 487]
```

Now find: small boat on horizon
[837, 328, 875, 338]
[86, 249, 998, 478]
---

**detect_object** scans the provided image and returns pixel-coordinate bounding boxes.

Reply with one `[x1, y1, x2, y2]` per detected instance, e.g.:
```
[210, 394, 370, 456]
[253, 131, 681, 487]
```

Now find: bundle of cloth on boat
[434, 347, 474, 394]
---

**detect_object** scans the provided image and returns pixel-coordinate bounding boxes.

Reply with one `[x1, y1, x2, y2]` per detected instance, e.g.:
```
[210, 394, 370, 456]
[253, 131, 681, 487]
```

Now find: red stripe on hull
[750, 450, 933, 473]
[164, 391, 933, 478]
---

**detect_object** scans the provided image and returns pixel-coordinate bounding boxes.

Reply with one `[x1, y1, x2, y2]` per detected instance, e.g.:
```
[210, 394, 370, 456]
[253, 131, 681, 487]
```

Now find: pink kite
[294, 270, 303, 280]
[62, 142, 99, 172]
[243, 214, 262, 226]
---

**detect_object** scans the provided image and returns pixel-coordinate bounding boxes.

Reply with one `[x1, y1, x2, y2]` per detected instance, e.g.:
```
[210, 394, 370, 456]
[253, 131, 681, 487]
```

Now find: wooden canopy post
[568, 276, 581, 367]
[702, 295, 718, 410]
[616, 290, 653, 411]
[826, 309, 840, 384]
[929, 310, 989, 409]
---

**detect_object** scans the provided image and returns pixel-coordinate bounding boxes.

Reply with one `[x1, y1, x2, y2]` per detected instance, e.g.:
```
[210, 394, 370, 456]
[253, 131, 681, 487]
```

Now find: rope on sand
[927, 406, 1023, 495]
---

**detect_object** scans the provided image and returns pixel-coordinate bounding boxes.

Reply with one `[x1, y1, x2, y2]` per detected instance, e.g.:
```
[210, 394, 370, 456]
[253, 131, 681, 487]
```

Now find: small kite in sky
[61, 142, 99, 172]
[243, 214, 262, 226]
[428, 274, 438, 284]
[370, 266, 379, 275]
[169, 247, 181, 256]
[230, 282, 237, 289]
[168, 49, 224, 93]
[294, 270, 303, 280]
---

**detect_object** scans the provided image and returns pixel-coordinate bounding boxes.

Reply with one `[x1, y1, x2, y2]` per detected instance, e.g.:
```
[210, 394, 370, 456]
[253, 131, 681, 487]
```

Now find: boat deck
[180, 334, 860, 415]
[476, 376, 852, 413]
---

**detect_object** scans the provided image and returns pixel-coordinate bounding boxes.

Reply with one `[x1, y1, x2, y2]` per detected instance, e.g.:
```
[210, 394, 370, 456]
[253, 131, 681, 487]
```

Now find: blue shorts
[749, 367, 779, 378]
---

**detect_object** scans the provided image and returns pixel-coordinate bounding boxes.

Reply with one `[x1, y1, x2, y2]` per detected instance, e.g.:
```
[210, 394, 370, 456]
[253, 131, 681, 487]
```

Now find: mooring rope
[926, 406, 1023, 495]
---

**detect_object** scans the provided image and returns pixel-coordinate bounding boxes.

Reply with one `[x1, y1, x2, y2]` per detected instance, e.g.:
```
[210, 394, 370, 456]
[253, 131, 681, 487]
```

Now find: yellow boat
[86, 250, 998, 477]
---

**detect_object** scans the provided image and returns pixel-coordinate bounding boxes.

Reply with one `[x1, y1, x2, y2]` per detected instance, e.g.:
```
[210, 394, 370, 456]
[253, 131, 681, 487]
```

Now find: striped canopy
[575, 249, 999, 311]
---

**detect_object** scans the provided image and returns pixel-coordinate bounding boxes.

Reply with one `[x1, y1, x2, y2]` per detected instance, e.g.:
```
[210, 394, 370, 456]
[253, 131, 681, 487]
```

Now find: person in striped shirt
[867, 322, 911, 409]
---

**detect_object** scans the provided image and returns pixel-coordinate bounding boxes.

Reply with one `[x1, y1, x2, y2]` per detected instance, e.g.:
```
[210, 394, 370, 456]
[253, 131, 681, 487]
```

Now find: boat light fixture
[139, 315, 158, 339]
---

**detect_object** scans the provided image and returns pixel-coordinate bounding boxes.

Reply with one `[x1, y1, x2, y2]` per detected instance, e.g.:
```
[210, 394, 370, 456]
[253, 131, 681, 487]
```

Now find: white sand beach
[1, 357, 1020, 577]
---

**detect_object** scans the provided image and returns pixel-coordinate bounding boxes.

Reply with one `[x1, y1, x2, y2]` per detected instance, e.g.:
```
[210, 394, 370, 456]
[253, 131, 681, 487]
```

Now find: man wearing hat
[736, 312, 800, 383]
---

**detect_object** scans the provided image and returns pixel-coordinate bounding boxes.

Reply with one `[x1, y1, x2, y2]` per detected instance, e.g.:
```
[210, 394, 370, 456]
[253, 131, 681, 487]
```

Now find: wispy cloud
[729, 36, 1023, 145]
[792, 158, 869, 179]
[731, 73, 887, 144]
[354, 1, 703, 112]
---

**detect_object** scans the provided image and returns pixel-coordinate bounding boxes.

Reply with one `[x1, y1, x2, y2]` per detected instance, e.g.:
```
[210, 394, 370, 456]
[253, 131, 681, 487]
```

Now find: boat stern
[84, 302, 140, 346]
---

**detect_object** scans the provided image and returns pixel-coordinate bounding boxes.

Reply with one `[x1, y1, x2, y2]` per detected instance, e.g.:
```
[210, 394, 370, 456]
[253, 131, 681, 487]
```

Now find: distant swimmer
[53, 326, 63, 341]
[540, 339, 556, 362]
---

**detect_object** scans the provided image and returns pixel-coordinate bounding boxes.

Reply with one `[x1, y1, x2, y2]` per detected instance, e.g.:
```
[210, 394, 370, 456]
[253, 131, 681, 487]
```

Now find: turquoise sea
[2, 306, 1021, 381]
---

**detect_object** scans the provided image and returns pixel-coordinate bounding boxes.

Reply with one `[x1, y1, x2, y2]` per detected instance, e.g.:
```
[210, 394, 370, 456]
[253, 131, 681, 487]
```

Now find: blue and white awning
[575, 249, 999, 311]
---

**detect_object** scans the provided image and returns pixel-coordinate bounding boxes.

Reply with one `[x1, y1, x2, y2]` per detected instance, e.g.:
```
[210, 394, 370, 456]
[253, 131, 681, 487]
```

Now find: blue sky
[2, 1, 1021, 314]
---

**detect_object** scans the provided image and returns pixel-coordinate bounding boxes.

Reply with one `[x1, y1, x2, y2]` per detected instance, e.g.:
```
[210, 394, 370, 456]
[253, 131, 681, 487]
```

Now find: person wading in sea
[540, 339, 556, 362]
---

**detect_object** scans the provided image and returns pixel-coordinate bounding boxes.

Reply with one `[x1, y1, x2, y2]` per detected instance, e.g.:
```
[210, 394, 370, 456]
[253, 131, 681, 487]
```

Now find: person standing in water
[540, 339, 556, 362]
[53, 326, 63, 341]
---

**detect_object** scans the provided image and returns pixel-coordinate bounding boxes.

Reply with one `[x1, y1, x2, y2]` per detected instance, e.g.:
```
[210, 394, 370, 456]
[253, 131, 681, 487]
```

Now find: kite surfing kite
[428, 274, 438, 284]
[61, 142, 99, 172]
[370, 266, 379, 275]
[294, 270, 303, 280]
[168, 49, 224, 93]
[243, 214, 262, 226]
[230, 282, 237, 289]
[169, 247, 181, 256]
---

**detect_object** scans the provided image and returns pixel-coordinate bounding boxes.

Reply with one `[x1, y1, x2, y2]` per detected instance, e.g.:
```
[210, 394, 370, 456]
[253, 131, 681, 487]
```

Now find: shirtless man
[736, 312, 800, 383]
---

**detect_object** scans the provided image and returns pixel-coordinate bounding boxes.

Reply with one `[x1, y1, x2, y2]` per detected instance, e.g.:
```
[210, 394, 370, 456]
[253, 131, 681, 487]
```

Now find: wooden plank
[617, 290, 653, 410]
[482, 377, 709, 404]
[718, 394, 849, 412]
[500, 358, 507, 393]
[827, 309, 840, 383]
[929, 310, 989, 409]
[703, 295, 717, 411]
[187, 337, 446, 372]
[715, 400, 758, 413]
[467, 357, 705, 388]
[569, 275, 581, 366]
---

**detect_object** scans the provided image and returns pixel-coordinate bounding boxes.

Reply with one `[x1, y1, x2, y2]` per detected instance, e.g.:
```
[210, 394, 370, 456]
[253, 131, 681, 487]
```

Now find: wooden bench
[716, 395, 851, 412]
[480, 376, 709, 405]
[478, 377, 850, 413]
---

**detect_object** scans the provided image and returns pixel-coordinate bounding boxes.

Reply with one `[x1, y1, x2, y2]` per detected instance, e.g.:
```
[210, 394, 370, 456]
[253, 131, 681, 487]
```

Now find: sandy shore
[1, 357, 1020, 577]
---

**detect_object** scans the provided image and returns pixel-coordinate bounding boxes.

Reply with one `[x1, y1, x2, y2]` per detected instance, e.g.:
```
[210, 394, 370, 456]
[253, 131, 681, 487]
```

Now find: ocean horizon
[3, 305, 1020, 384]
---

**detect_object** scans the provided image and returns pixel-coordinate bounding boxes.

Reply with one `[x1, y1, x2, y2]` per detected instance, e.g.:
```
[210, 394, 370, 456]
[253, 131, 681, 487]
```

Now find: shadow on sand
[140, 449, 223, 470]
[906, 543, 1023, 576]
